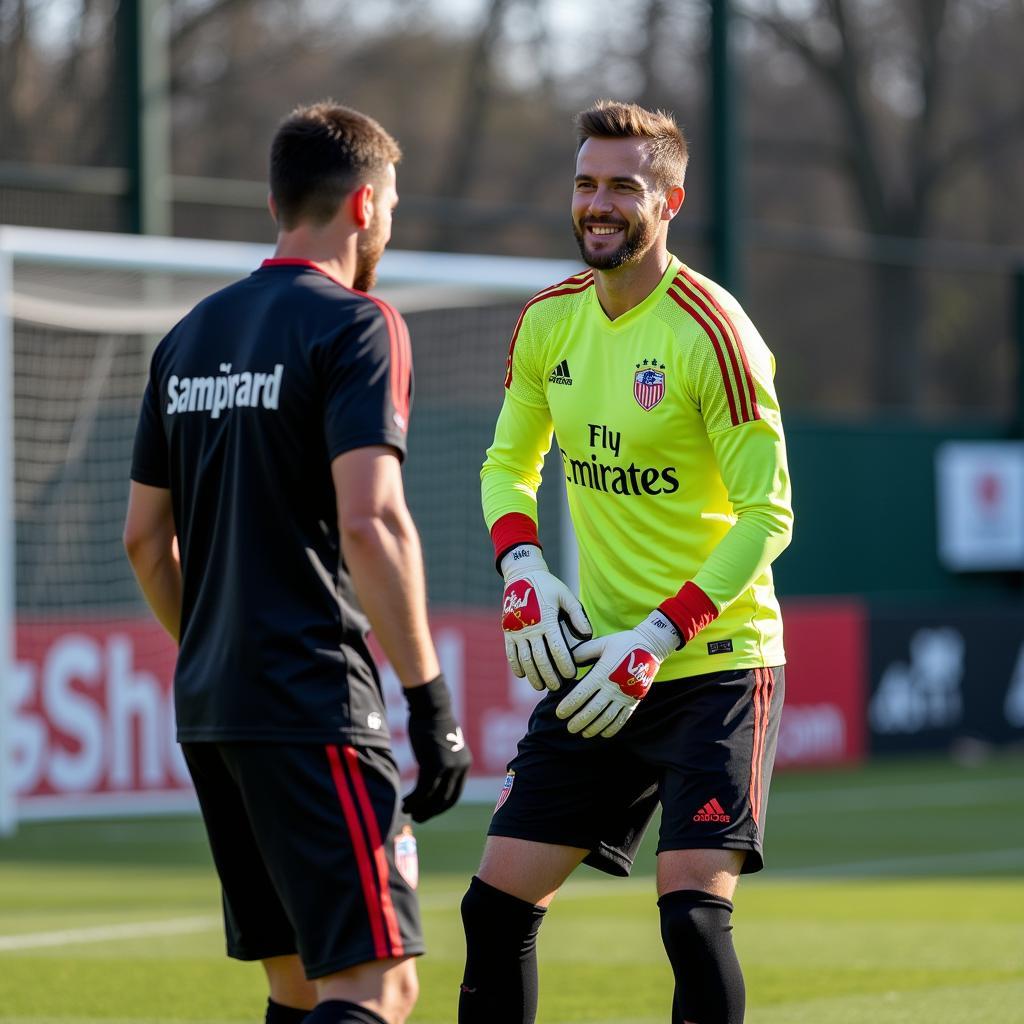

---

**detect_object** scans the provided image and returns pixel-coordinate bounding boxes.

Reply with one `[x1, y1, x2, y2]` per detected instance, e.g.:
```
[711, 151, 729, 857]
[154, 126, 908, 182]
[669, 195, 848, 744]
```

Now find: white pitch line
[413, 775, 1024, 827]
[5, 846, 1020, 953]
[419, 847, 1024, 904]
[769, 846, 1024, 878]
[416, 876, 653, 910]
[0, 914, 220, 952]
[769, 776, 1024, 814]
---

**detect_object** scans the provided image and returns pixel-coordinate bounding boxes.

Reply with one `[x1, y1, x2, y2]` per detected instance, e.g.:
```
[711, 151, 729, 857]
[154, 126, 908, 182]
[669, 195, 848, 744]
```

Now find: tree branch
[741, 0, 890, 229]
[636, 0, 670, 109]
[749, 136, 852, 167]
[735, 2, 837, 84]
[907, 0, 950, 221]
[430, 0, 513, 247]
[920, 103, 1024, 192]
[169, 0, 252, 58]
[817, 0, 890, 229]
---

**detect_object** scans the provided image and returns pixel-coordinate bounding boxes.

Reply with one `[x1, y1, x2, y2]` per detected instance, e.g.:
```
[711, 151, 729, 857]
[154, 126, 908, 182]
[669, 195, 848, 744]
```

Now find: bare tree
[738, 0, 1024, 409]
[429, 0, 515, 249]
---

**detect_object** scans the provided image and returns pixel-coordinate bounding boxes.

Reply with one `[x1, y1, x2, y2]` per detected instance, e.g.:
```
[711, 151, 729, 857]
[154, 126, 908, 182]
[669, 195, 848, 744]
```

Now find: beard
[353, 217, 388, 292]
[572, 214, 656, 271]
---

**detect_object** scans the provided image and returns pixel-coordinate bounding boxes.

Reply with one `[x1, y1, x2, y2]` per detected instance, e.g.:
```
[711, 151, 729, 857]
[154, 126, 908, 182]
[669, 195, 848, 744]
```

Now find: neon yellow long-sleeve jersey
[482, 256, 794, 681]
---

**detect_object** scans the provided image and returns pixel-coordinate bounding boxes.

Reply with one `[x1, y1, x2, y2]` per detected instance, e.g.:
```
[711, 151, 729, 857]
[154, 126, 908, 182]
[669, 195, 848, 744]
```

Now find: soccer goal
[0, 225, 582, 833]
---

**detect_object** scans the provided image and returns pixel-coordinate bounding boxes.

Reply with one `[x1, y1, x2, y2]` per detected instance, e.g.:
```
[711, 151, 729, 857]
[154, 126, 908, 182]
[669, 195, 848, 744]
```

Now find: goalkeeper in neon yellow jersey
[459, 100, 793, 1024]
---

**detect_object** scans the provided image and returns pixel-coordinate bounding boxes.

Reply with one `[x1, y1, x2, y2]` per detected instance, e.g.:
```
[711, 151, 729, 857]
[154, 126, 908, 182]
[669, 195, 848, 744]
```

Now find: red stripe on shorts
[748, 668, 775, 825]
[326, 745, 388, 960]
[343, 746, 405, 957]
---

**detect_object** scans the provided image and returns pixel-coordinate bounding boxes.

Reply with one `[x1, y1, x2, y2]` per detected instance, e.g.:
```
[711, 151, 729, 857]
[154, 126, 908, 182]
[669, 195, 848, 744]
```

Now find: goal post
[0, 224, 581, 832]
[0, 247, 14, 834]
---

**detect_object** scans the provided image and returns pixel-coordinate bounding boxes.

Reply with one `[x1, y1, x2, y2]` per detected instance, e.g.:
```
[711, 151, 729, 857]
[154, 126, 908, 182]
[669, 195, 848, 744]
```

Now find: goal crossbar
[0, 225, 582, 833]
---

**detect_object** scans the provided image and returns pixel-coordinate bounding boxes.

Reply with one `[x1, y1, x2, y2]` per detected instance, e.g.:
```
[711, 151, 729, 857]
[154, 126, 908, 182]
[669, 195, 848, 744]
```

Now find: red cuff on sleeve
[490, 512, 541, 569]
[658, 582, 719, 644]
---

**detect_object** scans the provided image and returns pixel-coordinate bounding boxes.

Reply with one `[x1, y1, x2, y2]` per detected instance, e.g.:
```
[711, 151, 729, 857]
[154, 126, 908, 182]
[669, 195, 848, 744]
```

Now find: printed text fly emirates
[558, 448, 679, 497]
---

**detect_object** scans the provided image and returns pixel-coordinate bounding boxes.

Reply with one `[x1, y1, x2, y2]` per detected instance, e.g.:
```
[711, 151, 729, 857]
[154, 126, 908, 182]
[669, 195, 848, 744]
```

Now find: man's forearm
[690, 506, 793, 611]
[128, 549, 182, 642]
[342, 508, 441, 688]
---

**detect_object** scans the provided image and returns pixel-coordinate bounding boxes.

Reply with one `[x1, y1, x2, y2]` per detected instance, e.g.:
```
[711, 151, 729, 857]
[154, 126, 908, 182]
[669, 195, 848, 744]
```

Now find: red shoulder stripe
[389, 306, 412, 431]
[667, 284, 740, 427]
[672, 273, 750, 422]
[261, 260, 413, 430]
[676, 269, 759, 421]
[504, 273, 593, 389]
[358, 293, 411, 432]
[530, 268, 594, 298]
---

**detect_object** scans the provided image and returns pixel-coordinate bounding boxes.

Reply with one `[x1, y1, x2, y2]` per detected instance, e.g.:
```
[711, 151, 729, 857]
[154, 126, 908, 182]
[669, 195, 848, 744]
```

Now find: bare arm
[332, 445, 440, 689]
[123, 481, 181, 642]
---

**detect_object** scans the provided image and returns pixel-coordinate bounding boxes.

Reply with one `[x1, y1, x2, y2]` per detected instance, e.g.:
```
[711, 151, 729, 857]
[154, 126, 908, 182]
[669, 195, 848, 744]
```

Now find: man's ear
[663, 185, 685, 221]
[351, 183, 375, 230]
[267, 192, 278, 223]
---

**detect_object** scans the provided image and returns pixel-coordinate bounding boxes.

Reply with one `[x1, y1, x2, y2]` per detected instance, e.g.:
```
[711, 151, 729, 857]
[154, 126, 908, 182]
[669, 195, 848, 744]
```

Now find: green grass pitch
[1, 753, 1022, 1023]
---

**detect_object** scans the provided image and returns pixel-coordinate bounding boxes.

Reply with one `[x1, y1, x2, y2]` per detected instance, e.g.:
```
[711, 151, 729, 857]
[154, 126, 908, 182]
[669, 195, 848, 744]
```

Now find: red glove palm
[500, 545, 591, 691]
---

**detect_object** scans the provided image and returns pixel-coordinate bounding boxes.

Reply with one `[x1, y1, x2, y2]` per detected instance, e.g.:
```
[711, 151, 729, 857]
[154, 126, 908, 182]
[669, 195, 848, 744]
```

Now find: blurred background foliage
[2, 0, 1023, 419]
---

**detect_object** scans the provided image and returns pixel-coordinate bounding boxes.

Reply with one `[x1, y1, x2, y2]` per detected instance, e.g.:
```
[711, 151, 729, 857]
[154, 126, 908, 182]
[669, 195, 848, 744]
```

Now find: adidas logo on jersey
[693, 797, 731, 823]
[548, 359, 573, 385]
[166, 363, 284, 419]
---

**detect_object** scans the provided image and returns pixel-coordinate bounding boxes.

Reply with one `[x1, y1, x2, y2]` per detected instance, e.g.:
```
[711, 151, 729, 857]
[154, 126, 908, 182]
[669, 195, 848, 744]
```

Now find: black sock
[266, 998, 311, 1024]
[659, 889, 745, 1024]
[459, 875, 547, 1024]
[302, 1000, 388, 1024]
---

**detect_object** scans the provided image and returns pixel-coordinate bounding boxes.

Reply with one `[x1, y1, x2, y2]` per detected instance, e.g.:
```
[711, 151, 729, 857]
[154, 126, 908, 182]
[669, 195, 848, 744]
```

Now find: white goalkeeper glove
[555, 610, 681, 738]
[500, 544, 592, 692]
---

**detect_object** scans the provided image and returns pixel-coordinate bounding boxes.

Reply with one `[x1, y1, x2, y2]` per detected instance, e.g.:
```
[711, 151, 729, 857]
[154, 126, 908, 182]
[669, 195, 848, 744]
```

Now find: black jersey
[130, 259, 412, 745]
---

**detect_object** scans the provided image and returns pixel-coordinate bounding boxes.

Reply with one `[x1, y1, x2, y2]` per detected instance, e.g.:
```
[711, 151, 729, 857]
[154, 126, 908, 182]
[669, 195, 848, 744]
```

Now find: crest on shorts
[494, 770, 515, 814]
[633, 359, 666, 411]
[394, 826, 419, 889]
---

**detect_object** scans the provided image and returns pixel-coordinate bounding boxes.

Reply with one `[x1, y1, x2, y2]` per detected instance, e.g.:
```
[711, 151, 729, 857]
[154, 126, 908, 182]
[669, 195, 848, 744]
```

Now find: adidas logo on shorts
[693, 797, 731, 823]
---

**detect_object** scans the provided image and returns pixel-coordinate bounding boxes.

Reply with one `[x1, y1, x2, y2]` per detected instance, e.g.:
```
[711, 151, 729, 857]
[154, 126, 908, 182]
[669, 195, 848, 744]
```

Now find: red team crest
[394, 826, 419, 889]
[633, 365, 665, 410]
[501, 580, 541, 631]
[609, 648, 658, 698]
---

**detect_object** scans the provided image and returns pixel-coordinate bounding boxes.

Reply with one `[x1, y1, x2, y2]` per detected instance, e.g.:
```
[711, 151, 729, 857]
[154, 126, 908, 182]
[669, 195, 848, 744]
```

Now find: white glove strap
[635, 610, 682, 663]
[500, 544, 547, 579]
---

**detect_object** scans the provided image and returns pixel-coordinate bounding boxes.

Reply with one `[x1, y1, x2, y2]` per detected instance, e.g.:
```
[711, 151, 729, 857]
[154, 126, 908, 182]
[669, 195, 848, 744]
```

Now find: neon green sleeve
[692, 415, 794, 609]
[481, 392, 554, 530]
[686, 318, 794, 611]
[481, 307, 554, 531]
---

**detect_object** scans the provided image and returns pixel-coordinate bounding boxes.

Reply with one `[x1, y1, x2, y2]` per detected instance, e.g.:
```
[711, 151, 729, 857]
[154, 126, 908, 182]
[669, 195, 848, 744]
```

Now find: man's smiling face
[571, 136, 663, 271]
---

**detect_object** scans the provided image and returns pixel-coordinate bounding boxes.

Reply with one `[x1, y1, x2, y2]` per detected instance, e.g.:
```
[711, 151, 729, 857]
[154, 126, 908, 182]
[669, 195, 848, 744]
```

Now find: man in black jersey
[124, 102, 471, 1024]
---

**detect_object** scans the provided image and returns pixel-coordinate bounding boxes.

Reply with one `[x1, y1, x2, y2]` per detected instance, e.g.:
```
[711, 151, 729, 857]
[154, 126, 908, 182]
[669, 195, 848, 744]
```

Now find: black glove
[402, 674, 472, 823]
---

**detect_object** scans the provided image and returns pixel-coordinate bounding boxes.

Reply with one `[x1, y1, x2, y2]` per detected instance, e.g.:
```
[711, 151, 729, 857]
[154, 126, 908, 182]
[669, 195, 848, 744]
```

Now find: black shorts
[489, 666, 783, 877]
[182, 742, 424, 978]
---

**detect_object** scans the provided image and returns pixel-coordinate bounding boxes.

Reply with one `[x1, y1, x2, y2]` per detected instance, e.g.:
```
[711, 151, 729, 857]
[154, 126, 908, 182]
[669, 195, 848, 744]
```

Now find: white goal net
[0, 225, 581, 832]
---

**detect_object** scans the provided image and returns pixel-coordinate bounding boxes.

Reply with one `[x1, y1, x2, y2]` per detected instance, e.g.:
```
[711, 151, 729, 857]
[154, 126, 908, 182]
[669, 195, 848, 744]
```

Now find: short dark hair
[574, 99, 688, 187]
[269, 102, 402, 229]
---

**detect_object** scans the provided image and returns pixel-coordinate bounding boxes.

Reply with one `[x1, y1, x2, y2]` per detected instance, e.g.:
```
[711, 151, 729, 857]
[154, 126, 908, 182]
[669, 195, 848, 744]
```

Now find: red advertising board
[776, 599, 867, 767]
[11, 602, 867, 818]
[13, 619, 187, 818]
